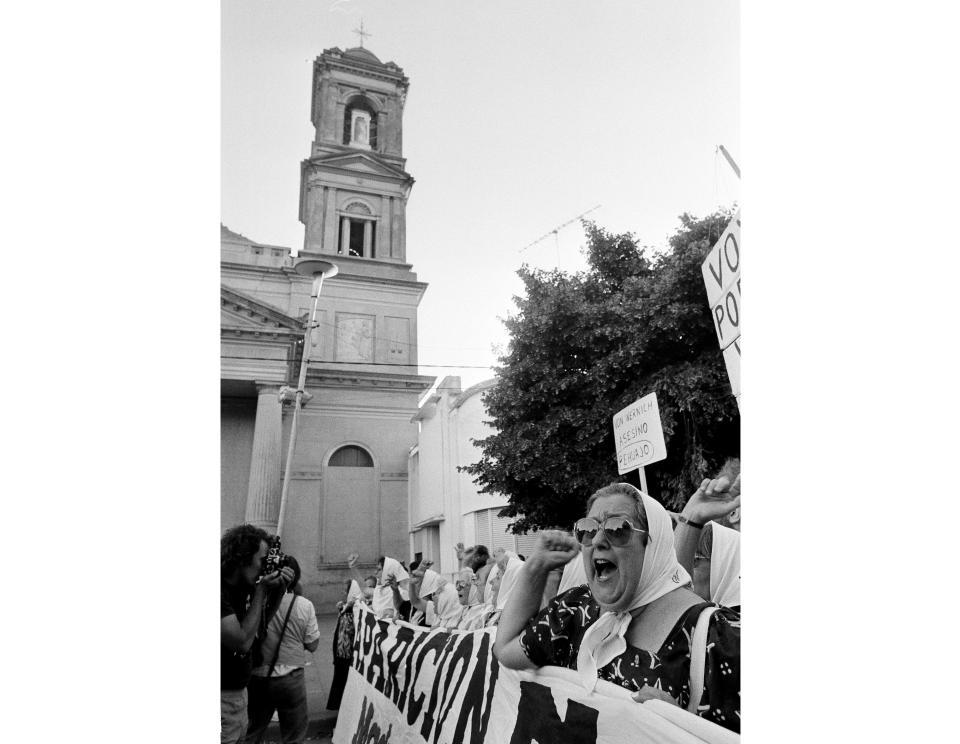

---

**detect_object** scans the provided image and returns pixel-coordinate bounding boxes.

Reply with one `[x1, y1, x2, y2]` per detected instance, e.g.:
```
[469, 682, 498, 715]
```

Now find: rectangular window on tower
[339, 218, 377, 258]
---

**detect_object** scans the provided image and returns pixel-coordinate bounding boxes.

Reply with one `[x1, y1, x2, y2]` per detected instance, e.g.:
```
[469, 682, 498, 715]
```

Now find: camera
[260, 535, 291, 579]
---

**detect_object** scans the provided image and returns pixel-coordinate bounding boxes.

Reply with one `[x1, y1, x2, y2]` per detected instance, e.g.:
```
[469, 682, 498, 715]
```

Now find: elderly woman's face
[493, 547, 509, 571]
[583, 493, 646, 611]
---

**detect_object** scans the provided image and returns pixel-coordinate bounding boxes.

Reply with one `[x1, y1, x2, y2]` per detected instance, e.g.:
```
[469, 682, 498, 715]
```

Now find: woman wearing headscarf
[484, 549, 524, 625]
[692, 522, 740, 612]
[407, 561, 463, 629]
[674, 463, 741, 580]
[326, 579, 364, 713]
[494, 483, 740, 734]
[454, 567, 497, 630]
[372, 556, 409, 619]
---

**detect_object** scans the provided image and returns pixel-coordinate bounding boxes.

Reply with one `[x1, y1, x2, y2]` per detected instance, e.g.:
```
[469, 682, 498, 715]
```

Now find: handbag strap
[687, 605, 719, 714]
[267, 593, 296, 678]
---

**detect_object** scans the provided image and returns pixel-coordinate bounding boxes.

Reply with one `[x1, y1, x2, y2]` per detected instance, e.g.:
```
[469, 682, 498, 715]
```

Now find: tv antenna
[520, 204, 602, 263]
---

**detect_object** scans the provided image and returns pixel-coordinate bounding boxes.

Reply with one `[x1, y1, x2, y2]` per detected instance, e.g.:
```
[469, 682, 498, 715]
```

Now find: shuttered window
[472, 507, 540, 555]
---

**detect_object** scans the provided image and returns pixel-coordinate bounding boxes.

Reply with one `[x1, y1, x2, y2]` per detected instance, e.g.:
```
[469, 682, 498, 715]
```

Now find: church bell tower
[299, 46, 413, 262]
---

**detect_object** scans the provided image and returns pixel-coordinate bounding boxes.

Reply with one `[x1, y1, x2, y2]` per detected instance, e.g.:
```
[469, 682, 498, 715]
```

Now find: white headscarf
[558, 549, 587, 594]
[495, 551, 525, 611]
[576, 490, 691, 691]
[709, 522, 740, 608]
[372, 556, 410, 616]
[419, 571, 462, 628]
[482, 563, 501, 604]
[346, 579, 363, 605]
[417, 568, 445, 600]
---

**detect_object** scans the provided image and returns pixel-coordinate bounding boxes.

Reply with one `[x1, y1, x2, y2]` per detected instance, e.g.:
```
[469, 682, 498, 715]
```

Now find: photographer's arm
[221, 584, 268, 653]
[220, 567, 294, 653]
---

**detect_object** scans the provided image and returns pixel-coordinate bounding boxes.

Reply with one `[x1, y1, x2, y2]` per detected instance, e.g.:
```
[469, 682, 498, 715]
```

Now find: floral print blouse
[519, 585, 740, 733]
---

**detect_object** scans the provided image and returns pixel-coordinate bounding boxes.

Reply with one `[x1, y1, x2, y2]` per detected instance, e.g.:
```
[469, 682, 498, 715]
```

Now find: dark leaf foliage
[463, 210, 740, 532]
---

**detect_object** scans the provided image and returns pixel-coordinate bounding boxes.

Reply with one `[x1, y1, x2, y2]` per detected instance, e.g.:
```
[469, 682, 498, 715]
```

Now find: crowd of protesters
[221, 458, 741, 741]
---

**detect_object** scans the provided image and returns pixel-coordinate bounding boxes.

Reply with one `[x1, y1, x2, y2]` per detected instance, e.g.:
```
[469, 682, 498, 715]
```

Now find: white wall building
[408, 376, 540, 581]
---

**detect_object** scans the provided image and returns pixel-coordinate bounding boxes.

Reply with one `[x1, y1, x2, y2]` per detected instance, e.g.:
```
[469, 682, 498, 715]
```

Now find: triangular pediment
[221, 286, 303, 331]
[314, 152, 410, 180]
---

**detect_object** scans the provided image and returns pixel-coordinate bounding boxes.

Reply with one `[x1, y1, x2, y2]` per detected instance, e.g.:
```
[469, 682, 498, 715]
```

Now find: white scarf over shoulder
[558, 549, 587, 594]
[483, 564, 501, 605]
[418, 569, 462, 628]
[576, 491, 691, 691]
[372, 556, 409, 617]
[494, 552, 525, 611]
[709, 522, 740, 608]
[346, 579, 363, 605]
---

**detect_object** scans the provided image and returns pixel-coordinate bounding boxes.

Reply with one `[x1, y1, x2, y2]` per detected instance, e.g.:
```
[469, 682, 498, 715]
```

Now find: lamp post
[275, 258, 339, 540]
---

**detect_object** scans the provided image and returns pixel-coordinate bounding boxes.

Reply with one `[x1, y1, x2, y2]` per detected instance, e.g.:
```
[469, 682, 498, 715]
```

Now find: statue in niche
[353, 115, 369, 146]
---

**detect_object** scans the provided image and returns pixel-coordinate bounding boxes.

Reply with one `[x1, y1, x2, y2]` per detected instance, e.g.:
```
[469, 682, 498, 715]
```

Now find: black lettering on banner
[453, 632, 499, 744]
[397, 625, 431, 711]
[383, 623, 415, 705]
[351, 696, 393, 744]
[353, 610, 378, 676]
[420, 635, 459, 740]
[366, 619, 387, 692]
[434, 633, 476, 741]
[508, 681, 599, 744]
[405, 631, 449, 726]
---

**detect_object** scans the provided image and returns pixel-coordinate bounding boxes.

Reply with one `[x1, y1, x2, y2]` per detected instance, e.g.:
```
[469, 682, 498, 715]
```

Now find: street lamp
[275, 258, 339, 541]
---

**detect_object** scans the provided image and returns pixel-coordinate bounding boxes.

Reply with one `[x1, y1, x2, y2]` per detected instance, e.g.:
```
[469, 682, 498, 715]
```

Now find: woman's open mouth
[594, 558, 618, 583]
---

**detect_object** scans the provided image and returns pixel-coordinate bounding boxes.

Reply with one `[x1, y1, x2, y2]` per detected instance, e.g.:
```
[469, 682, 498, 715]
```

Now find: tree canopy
[464, 209, 740, 532]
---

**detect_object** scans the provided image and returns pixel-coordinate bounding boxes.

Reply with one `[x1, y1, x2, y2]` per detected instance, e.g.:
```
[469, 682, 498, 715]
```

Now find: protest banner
[701, 212, 741, 406]
[335, 604, 738, 744]
[612, 393, 667, 476]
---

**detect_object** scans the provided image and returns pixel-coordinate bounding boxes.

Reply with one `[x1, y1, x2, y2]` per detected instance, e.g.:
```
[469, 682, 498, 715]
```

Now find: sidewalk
[256, 612, 339, 743]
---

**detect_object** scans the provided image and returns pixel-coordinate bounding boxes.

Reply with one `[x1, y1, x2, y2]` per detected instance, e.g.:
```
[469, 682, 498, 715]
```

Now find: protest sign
[701, 212, 741, 405]
[612, 393, 667, 475]
[334, 604, 738, 744]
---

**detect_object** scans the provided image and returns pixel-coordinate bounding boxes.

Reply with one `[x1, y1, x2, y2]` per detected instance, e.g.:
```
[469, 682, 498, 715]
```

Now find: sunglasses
[573, 516, 647, 546]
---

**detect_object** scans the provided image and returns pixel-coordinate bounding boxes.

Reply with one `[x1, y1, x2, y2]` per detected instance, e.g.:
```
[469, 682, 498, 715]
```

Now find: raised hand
[682, 474, 741, 524]
[347, 552, 360, 568]
[411, 559, 433, 583]
[528, 530, 581, 573]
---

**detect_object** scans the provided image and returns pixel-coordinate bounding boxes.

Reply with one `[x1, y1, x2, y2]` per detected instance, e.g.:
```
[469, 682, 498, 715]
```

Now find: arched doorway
[321, 444, 378, 565]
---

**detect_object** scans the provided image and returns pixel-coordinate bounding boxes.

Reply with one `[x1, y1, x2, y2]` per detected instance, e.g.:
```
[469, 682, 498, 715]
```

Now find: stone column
[340, 216, 351, 255]
[363, 219, 373, 258]
[323, 187, 338, 252]
[244, 384, 283, 532]
[387, 197, 394, 258]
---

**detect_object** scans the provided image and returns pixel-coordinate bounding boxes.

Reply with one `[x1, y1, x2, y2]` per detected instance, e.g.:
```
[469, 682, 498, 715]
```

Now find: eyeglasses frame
[573, 516, 648, 546]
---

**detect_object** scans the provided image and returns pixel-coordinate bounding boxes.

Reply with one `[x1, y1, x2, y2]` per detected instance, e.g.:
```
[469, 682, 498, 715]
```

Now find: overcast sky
[222, 0, 739, 389]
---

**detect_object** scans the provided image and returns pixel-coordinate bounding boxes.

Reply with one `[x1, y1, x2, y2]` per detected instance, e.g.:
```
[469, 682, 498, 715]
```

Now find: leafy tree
[464, 209, 740, 532]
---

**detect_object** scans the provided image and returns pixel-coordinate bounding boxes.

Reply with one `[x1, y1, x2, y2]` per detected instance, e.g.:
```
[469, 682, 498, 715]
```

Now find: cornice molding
[220, 286, 304, 330]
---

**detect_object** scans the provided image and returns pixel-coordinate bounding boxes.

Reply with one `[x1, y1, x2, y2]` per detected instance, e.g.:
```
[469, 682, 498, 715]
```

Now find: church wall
[277, 385, 421, 611]
[220, 398, 256, 533]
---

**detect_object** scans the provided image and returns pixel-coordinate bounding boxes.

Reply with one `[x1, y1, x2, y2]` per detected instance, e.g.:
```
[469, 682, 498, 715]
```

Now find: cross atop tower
[352, 19, 372, 48]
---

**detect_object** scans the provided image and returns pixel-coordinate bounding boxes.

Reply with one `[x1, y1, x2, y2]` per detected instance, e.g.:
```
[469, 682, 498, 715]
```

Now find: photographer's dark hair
[473, 545, 490, 561]
[221, 524, 270, 577]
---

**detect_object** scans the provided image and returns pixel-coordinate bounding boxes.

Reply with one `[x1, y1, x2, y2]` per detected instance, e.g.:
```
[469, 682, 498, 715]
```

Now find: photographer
[244, 556, 319, 744]
[221, 525, 294, 744]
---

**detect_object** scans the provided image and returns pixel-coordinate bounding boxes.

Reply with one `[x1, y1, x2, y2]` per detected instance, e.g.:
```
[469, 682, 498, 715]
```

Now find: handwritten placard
[612, 393, 667, 475]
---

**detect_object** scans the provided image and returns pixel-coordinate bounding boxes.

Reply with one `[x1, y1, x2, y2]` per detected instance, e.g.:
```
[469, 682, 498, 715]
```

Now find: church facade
[221, 46, 434, 609]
